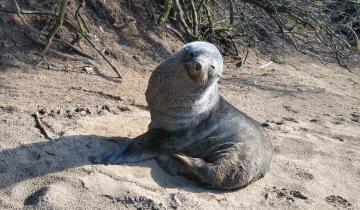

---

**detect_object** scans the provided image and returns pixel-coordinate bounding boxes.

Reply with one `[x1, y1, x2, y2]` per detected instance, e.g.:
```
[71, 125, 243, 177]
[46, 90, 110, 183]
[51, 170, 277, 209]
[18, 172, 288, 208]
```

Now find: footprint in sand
[325, 195, 353, 209]
[273, 136, 315, 160]
[330, 112, 360, 125]
[282, 162, 314, 181]
[37, 104, 131, 119]
[103, 194, 164, 210]
[350, 112, 359, 123]
[332, 116, 348, 125]
[263, 186, 309, 207]
[24, 183, 78, 209]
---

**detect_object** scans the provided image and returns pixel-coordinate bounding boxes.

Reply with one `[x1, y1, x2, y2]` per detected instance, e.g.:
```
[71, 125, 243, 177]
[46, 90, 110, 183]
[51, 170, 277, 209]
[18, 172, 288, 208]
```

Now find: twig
[75, 0, 89, 33]
[33, 112, 53, 140]
[259, 61, 273, 68]
[12, 0, 49, 37]
[11, 3, 95, 60]
[243, 48, 249, 65]
[204, 4, 213, 35]
[22, 31, 91, 62]
[158, 0, 173, 23]
[9, 4, 95, 60]
[228, 0, 234, 24]
[189, 0, 198, 36]
[172, 0, 196, 39]
[197, 0, 206, 11]
[113, 17, 136, 30]
[0, 8, 55, 16]
[64, 21, 122, 79]
[231, 40, 239, 55]
[166, 25, 186, 43]
[42, 0, 69, 52]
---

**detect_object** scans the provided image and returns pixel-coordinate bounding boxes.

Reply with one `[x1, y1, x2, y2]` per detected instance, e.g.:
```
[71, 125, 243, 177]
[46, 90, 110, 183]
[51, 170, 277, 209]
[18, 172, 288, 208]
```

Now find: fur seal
[92, 41, 273, 190]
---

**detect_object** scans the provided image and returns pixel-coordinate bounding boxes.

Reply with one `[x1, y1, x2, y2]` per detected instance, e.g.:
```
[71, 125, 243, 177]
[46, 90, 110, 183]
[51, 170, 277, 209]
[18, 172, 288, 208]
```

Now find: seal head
[145, 42, 223, 131]
[182, 42, 223, 84]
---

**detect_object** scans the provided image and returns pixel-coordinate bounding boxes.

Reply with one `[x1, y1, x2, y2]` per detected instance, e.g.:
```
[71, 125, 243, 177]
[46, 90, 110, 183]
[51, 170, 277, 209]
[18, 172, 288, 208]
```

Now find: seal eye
[210, 64, 216, 70]
[188, 52, 195, 58]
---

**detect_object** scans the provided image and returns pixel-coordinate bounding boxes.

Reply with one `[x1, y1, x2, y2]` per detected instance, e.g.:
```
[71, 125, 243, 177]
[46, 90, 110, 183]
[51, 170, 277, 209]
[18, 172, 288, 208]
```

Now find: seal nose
[185, 61, 203, 72]
[195, 62, 203, 71]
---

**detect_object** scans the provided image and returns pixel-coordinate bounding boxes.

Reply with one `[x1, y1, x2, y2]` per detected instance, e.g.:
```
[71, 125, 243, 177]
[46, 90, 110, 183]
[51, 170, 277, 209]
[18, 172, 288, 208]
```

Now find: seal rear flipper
[166, 153, 264, 190]
[156, 154, 211, 184]
[156, 154, 201, 177]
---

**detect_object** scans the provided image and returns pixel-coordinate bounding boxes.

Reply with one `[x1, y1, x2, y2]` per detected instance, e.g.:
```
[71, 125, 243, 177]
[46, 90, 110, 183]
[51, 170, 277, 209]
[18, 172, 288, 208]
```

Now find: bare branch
[42, 0, 69, 52]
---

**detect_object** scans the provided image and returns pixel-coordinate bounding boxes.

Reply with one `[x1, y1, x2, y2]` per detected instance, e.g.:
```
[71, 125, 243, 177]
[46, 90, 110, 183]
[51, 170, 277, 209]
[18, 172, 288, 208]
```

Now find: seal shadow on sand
[0, 135, 223, 193]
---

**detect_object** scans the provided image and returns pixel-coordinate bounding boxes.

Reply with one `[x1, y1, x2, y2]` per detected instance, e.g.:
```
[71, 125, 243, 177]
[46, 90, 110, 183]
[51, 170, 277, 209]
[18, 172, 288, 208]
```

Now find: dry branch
[161, 0, 359, 67]
[172, 0, 196, 39]
[75, 0, 89, 34]
[42, 0, 69, 52]
[158, 0, 173, 23]
[33, 112, 53, 140]
[10, 2, 95, 60]
[10, 1, 121, 77]
[189, 0, 198, 36]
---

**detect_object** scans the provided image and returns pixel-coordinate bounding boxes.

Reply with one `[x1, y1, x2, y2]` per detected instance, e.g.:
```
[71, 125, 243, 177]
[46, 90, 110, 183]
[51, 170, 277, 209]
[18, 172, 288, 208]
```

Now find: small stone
[98, 110, 105, 116]
[117, 106, 130, 111]
[309, 119, 318, 123]
[283, 117, 298, 123]
[132, 55, 140, 62]
[85, 108, 91, 114]
[261, 122, 270, 127]
[101, 105, 111, 112]
[49, 110, 56, 117]
[271, 56, 285, 64]
[38, 108, 47, 115]
[235, 62, 242, 67]
[351, 118, 359, 123]
[290, 191, 308, 200]
[82, 66, 94, 74]
[87, 33, 99, 42]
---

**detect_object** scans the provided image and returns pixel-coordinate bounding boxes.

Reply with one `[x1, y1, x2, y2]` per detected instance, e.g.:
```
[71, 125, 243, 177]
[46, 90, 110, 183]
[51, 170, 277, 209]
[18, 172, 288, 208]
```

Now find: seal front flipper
[90, 129, 173, 165]
[89, 145, 127, 164]
[90, 140, 160, 165]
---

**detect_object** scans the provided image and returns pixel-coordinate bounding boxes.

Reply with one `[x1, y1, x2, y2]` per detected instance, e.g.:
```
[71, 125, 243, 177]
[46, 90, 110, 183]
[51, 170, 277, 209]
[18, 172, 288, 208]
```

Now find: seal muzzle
[184, 60, 209, 83]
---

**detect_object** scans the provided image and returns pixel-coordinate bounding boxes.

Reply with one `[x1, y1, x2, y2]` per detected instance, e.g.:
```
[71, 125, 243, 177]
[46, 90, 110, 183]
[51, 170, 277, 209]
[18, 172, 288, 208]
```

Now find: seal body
[93, 41, 273, 190]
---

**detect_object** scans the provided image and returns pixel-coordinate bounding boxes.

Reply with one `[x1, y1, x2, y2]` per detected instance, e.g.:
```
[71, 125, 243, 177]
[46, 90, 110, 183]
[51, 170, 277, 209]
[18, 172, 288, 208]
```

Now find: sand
[0, 46, 359, 209]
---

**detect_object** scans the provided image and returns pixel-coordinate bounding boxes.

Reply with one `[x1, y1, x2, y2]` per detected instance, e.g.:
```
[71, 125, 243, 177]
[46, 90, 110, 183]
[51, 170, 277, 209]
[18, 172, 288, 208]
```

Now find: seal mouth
[187, 70, 208, 84]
